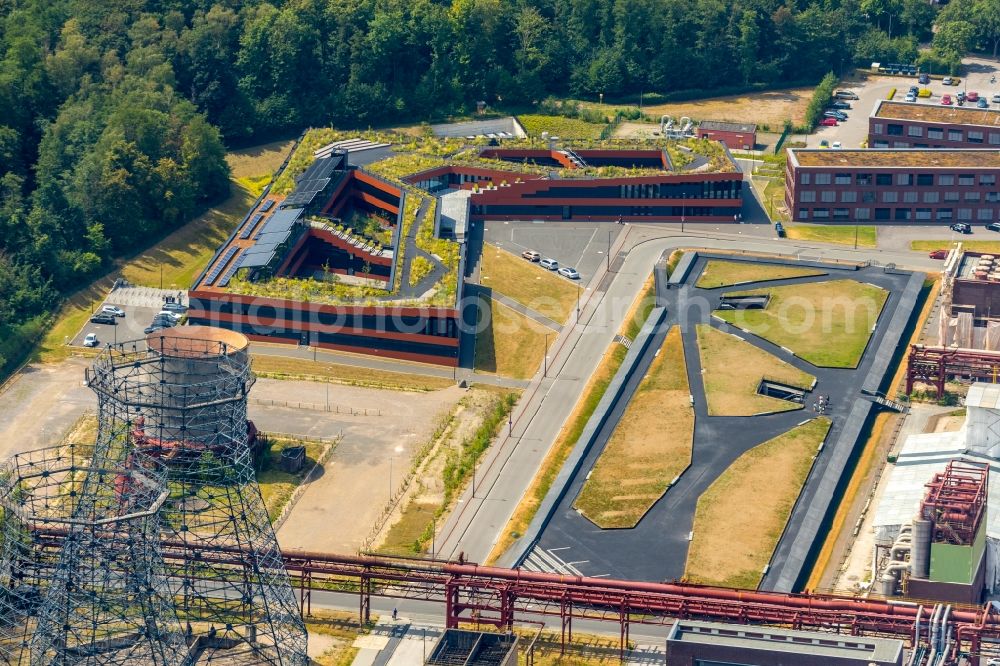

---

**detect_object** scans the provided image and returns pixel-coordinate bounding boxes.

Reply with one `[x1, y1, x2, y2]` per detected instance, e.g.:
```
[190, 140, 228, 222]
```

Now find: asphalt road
[533, 258, 915, 582]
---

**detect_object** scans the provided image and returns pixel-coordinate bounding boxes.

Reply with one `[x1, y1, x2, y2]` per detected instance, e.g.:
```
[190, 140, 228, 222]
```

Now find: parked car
[928, 249, 949, 259]
[521, 249, 541, 262]
[101, 305, 125, 317]
[83, 333, 99, 347]
[833, 90, 859, 100]
[950, 222, 972, 234]
[819, 118, 838, 127]
[957, 91, 967, 103]
[968, 91, 980, 101]
[988, 222, 1000, 232]
[157, 310, 182, 322]
[823, 110, 847, 120]
[831, 141, 843, 149]
[819, 139, 830, 147]
[979, 98, 990, 108]
[89, 313, 117, 325]
[992, 94, 1000, 104]
[774, 222, 786, 237]
[161, 302, 187, 313]
[943, 76, 954, 85]
[151, 315, 177, 327]
[144, 325, 168, 335]
[941, 94, 953, 105]
[539, 257, 559, 270]
[904, 93, 916, 103]
[918, 73, 930, 84]
[831, 101, 851, 110]
[557, 266, 580, 280]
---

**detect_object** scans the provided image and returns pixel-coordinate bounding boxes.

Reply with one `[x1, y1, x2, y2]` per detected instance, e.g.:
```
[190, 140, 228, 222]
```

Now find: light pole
[854, 224, 859, 250]
[543, 333, 551, 376]
[681, 204, 686, 233]
[576, 286, 581, 319]
[599, 92, 604, 106]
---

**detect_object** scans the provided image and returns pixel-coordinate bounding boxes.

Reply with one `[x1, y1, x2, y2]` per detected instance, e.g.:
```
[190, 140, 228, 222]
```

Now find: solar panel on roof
[238, 248, 276, 269]
[239, 213, 265, 240]
[217, 250, 244, 287]
[261, 199, 275, 212]
[204, 246, 239, 286]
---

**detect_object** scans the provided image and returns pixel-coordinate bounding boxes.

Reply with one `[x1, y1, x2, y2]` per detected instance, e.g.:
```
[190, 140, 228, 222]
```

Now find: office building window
[863, 191, 876, 202]
[923, 191, 939, 203]
[965, 191, 981, 202]
[948, 130, 963, 141]
[895, 208, 911, 220]
[916, 174, 934, 186]
[815, 173, 831, 185]
[833, 208, 850, 219]
[872, 123, 884, 134]
[841, 191, 857, 203]
[813, 207, 829, 218]
[800, 191, 816, 202]
[873, 140, 890, 148]
[903, 191, 918, 203]
[856, 208, 871, 220]
[958, 208, 973, 220]
[939, 175, 955, 186]
[892, 141, 909, 148]
[897, 174, 912, 186]
[798, 208, 809, 220]
[887, 124, 904, 136]
[936, 208, 953, 220]
[908, 126, 924, 137]
[980, 208, 994, 220]
[969, 131, 985, 143]
[882, 191, 899, 203]
[981, 175, 997, 186]
[915, 208, 932, 220]
[800, 173, 811, 185]
[928, 128, 944, 139]
[875, 208, 891, 220]
[876, 174, 892, 186]
[856, 173, 872, 186]
[988, 192, 1000, 203]
[821, 190, 836, 202]
[834, 173, 851, 185]
[960, 175, 975, 186]
[991, 133, 1000, 145]
[944, 191, 960, 202]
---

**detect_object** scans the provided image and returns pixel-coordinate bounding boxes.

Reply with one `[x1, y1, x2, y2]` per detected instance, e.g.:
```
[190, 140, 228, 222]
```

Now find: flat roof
[790, 148, 1000, 168]
[874, 100, 1000, 127]
[665, 620, 902, 664]
[699, 120, 757, 133]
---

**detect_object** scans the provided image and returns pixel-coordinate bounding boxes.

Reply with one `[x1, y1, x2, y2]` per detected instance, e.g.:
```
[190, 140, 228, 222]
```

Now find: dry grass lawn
[696, 259, 826, 289]
[474, 300, 550, 380]
[715, 279, 889, 368]
[225, 139, 294, 179]
[785, 224, 877, 248]
[257, 436, 329, 522]
[912, 240, 1000, 254]
[629, 86, 814, 128]
[574, 327, 693, 528]
[697, 325, 815, 416]
[684, 417, 831, 589]
[480, 244, 579, 324]
[250, 354, 454, 392]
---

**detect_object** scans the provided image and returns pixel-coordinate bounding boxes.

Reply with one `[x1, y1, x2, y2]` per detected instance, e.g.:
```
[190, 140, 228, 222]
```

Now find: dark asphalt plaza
[531, 254, 919, 583]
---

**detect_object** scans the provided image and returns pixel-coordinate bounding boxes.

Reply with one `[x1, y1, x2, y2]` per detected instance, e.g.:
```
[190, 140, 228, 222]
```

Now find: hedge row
[803, 72, 839, 131]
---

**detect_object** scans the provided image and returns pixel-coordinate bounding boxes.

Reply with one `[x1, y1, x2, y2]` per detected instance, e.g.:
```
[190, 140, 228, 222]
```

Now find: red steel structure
[28, 529, 1000, 663]
[921, 461, 988, 545]
[906, 344, 1000, 397]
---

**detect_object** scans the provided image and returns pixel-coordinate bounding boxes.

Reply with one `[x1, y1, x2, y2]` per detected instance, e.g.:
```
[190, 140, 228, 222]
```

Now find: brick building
[869, 100, 1000, 149]
[696, 120, 757, 150]
[785, 148, 1000, 224]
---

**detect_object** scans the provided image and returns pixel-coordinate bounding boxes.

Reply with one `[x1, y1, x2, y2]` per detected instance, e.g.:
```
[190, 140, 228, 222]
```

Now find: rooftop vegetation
[516, 114, 608, 139]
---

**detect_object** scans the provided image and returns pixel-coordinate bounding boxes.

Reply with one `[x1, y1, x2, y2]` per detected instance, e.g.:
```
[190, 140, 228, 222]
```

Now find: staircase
[873, 395, 908, 413]
[559, 149, 588, 169]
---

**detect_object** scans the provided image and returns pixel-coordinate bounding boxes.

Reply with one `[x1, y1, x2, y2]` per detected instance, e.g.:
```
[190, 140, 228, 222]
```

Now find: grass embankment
[715, 279, 889, 368]
[697, 325, 814, 416]
[306, 610, 377, 666]
[912, 240, 1000, 253]
[685, 417, 831, 589]
[480, 244, 579, 325]
[256, 435, 331, 522]
[474, 300, 551, 380]
[250, 354, 454, 392]
[784, 224, 877, 248]
[485, 275, 658, 563]
[35, 140, 293, 365]
[573, 326, 692, 528]
[517, 114, 607, 139]
[695, 259, 826, 289]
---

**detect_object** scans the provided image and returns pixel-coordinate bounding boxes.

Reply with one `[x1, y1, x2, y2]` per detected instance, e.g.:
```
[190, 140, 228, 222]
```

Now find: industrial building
[869, 100, 1000, 149]
[785, 148, 1000, 223]
[190, 133, 743, 365]
[664, 620, 904, 665]
[872, 384, 1000, 603]
[425, 629, 518, 666]
[696, 120, 758, 150]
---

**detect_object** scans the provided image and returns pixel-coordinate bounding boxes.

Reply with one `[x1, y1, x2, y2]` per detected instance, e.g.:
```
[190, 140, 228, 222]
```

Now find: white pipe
[929, 603, 941, 653]
[940, 605, 952, 652]
[890, 543, 912, 560]
[909, 605, 923, 666]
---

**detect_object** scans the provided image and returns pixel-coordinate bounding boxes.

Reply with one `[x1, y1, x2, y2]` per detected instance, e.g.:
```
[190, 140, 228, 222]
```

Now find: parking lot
[69, 285, 188, 348]
[482, 220, 624, 283]
[809, 56, 1000, 149]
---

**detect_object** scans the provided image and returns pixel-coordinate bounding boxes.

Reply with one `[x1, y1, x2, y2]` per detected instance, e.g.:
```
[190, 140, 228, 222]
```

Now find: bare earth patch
[715, 279, 888, 368]
[697, 325, 814, 416]
[574, 327, 693, 529]
[685, 417, 831, 589]
[695, 259, 826, 289]
[624, 86, 814, 130]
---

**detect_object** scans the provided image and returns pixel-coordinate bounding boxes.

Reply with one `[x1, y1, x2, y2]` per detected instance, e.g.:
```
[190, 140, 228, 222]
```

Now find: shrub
[887, 88, 896, 100]
[803, 72, 839, 131]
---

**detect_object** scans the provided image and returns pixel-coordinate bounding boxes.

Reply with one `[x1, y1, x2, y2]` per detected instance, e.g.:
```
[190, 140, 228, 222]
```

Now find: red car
[819, 117, 838, 126]
[941, 94, 953, 105]
[968, 91, 980, 102]
[928, 249, 949, 259]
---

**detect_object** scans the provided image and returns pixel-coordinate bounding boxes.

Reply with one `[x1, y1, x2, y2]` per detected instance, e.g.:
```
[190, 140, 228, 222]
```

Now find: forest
[0, 0, 997, 372]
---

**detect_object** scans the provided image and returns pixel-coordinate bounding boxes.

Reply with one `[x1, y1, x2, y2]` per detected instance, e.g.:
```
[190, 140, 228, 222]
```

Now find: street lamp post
[543, 333, 551, 377]
[681, 204, 685, 233]
[854, 224, 859, 250]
